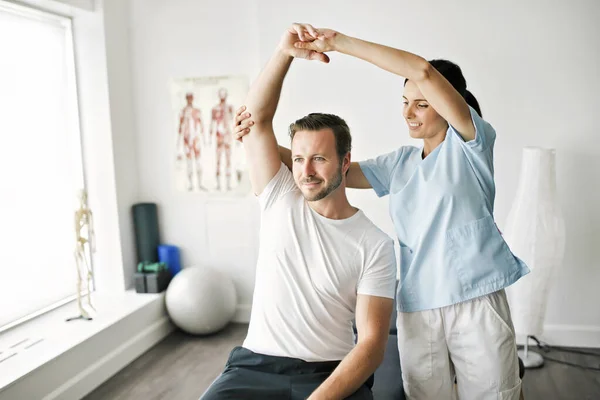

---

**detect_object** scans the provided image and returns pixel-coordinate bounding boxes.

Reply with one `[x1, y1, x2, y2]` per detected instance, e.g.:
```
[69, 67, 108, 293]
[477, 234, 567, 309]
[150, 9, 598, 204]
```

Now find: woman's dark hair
[404, 59, 482, 117]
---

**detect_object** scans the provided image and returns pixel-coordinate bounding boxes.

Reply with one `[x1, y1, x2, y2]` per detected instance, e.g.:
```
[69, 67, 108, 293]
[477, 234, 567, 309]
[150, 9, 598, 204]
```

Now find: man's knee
[199, 373, 234, 400]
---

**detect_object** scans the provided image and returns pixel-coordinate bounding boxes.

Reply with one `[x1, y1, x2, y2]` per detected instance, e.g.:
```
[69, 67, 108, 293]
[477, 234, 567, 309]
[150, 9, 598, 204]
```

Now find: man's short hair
[288, 113, 352, 163]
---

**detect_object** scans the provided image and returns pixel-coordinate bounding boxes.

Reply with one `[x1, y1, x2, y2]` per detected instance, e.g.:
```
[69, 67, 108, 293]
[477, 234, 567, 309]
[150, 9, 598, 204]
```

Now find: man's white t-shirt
[242, 163, 397, 362]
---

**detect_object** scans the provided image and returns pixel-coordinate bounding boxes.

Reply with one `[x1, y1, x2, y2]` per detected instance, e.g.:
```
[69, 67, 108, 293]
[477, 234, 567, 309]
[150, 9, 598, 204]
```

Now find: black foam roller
[132, 203, 160, 264]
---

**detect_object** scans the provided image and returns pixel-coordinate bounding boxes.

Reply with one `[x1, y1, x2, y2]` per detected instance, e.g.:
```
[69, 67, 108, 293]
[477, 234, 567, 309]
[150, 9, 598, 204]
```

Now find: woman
[235, 23, 528, 400]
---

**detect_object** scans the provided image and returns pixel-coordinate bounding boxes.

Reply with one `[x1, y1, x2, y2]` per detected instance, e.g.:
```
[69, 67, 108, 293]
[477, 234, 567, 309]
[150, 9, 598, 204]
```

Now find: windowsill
[0, 289, 164, 392]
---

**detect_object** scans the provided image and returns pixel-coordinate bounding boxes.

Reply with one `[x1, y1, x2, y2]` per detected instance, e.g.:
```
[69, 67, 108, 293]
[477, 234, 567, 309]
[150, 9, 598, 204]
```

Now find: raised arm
[234, 117, 372, 189]
[309, 294, 393, 399]
[240, 47, 292, 195]
[240, 24, 329, 195]
[296, 28, 476, 141]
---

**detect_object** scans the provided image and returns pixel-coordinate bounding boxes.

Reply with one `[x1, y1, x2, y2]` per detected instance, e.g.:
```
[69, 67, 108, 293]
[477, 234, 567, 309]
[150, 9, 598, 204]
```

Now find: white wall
[103, 0, 140, 290]
[123, 0, 600, 343]
[126, 0, 261, 318]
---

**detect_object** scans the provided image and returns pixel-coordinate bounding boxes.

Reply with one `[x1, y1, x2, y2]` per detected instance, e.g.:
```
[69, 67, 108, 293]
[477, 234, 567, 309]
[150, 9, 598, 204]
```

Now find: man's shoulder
[352, 212, 394, 248]
[258, 164, 301, 212]
[262, 189, 303, 220]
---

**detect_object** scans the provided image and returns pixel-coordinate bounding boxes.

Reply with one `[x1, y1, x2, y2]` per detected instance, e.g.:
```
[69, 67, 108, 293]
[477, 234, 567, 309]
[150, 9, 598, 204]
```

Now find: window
[0, 1, 87, 332]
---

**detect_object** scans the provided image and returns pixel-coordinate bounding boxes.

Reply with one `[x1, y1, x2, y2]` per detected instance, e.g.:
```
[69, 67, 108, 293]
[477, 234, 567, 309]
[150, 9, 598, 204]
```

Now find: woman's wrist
[331, 32, 351, 53]
[331, 32, 350, 53]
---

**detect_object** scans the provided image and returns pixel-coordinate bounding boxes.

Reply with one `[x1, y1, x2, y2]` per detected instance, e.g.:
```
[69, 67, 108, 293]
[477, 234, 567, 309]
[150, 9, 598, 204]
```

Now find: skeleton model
[66, 189, 96, 322]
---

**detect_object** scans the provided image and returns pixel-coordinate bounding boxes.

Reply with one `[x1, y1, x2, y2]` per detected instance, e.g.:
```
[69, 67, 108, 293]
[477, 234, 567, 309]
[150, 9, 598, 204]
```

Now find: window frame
[0, 0, 91, 334]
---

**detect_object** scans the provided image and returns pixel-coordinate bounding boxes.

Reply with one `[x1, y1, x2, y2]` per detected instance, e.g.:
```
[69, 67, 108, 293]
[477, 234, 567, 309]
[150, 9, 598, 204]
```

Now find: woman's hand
[233, 105, 254, 142]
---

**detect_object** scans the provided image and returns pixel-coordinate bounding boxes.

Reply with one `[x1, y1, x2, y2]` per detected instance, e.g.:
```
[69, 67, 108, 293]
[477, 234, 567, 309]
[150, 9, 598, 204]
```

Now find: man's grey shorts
[200, 346, 374, 400]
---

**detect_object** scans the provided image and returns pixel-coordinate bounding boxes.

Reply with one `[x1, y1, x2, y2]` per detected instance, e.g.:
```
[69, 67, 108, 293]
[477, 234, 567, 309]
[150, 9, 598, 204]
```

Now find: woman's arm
[296, 30, 476, 141]
[347, 162, 371, 189]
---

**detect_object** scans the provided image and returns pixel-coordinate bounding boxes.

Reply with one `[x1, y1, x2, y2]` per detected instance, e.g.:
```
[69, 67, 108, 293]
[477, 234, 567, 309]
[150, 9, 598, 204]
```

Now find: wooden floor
[520, 346, 600, 399]
[84, 323, 247, 400]
[84, 323, 600, 400]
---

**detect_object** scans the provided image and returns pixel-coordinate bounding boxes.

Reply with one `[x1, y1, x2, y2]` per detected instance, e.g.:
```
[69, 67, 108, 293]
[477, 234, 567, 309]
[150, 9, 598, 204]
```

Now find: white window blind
[0, 1, 86, 331]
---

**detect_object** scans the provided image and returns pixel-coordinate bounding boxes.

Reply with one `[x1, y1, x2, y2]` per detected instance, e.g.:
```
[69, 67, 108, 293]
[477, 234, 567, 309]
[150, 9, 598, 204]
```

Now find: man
[177, 92, 206, 191]
[200, 24, 396, 400]
[210, 87, 235, 191]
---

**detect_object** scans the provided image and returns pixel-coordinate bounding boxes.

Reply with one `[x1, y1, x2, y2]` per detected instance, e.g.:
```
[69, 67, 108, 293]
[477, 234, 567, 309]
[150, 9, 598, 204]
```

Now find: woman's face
[402, 80, 448, 140]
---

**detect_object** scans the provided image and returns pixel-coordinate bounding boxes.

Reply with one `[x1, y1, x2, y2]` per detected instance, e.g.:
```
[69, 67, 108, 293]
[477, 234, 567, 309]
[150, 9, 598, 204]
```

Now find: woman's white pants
[397, 290, 522, 400]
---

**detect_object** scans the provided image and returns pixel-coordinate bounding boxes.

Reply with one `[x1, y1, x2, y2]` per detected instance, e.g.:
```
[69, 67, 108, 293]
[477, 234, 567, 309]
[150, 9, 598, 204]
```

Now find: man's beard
[302, 164, 343, 202]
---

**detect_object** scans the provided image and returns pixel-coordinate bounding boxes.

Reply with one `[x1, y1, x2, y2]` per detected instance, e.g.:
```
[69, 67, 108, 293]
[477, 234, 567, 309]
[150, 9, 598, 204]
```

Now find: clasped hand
[279, 23, 339, 63]
[233, 23, 341, 143]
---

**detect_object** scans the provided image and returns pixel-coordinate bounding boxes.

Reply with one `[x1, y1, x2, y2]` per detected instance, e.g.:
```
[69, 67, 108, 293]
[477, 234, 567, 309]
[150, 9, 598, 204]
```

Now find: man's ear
[343, 152, 351, 176]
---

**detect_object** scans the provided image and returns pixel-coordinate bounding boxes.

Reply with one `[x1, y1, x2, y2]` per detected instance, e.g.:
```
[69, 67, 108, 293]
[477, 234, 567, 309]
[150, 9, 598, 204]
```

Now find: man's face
[218, 88, 227, 101]
[186, 94, 193, 104]
[291, 129, 345, 202]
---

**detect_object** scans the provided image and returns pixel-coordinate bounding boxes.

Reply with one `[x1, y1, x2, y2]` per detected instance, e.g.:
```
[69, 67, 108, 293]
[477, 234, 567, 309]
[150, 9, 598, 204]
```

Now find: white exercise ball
[165, 266, 237, 335]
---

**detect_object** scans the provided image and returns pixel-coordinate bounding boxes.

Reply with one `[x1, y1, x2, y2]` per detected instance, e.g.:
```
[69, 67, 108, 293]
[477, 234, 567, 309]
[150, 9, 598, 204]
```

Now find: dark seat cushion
[371, 334, 405, 400]
[388, 306, 397, 335]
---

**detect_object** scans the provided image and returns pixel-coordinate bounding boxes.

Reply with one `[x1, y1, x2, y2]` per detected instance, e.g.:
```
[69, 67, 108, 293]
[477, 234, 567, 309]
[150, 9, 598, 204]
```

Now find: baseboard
[44, 317, 174, 400]
[517, 324, 600, 348]
[233, 304, 251, 323]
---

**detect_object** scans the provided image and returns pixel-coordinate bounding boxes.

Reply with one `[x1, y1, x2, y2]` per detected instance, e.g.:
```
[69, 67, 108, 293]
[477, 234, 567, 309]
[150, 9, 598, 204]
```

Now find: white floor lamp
[504, 147, 566, 368]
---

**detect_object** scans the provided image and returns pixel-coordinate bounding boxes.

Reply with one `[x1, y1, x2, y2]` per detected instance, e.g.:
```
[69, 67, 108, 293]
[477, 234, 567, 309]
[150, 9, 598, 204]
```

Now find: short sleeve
[257, 163, 297, 211]
[358, 148, 404, 197]
[357, 238, 397, 299]
[447, 106, 496, 208]
[449, 106, 496, 152]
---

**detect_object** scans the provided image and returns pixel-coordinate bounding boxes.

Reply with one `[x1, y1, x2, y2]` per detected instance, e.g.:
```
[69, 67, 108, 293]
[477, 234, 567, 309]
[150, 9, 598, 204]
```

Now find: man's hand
[279, 23, 330, 63]
[233, 105, 254, 143]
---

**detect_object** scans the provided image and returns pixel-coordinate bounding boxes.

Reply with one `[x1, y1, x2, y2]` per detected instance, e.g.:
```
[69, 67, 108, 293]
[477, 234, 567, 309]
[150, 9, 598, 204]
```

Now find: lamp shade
[504, 147, 566, 337]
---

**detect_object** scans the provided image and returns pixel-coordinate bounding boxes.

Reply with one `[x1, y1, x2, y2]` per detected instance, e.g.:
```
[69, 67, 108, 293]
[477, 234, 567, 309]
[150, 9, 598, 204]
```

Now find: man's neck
[307, 188, 358, 220]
